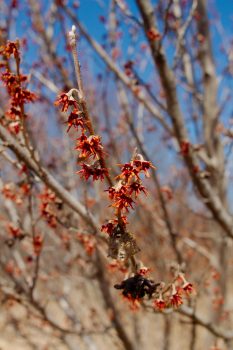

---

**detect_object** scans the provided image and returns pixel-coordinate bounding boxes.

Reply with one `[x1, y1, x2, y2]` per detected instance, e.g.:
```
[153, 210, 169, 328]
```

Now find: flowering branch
[54, 27, 194, 312]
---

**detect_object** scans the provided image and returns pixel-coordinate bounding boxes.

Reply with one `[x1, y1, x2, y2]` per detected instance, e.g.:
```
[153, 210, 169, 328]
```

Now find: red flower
[0, 41, 19, 59]
[118, 163, 139, 181]
[76, 134, 103, 159]
[1, 70, 36, 108]
[106, 185, 134, 212]
[138, 267, 151, 276]
[66, 109, 84, 132]
[133, 159, 155, 177]
[101, 217, 128, 235]
[128, 181, 147, 197]
[12, 86, 37, 106]
[101, 221, 116, 235]
[54, 92, 77, 112]
[182, 282, 194, 295]
[106, 186, 117, 200]
[78, 162, 108, 181]
[112, 192, 135, 211]
[170, 285, 183, 308]
[1, 71, 27, 87]
[1, 71, 18, 88]
[153, 297, 166, 311]
[178, 273, 194, 296]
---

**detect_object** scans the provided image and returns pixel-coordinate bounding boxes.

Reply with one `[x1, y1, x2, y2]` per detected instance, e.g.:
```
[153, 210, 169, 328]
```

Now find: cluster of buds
[39, 188, 58, 228]
[0, 41, 37, 133]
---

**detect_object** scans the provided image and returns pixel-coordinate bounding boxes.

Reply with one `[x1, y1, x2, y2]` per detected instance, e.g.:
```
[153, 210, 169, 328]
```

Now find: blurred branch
[178, 305, 233, 340]
[0, 123, 98, 231]
[136, 0, 233, 239]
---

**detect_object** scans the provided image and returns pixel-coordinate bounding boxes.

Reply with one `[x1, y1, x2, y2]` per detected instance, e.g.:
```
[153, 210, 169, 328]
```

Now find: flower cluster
[106, 155, 154, 213]
[54, 92, 77, 113]
[75, 134, 103, 159]
[54, 28, 194, 312]
[39, 188, 58, 228]
[1, 71, 36, 107]
[153, 273, 194, 311]
[113, 269, 194, 310]
[0, 41, 19, 59]
[55, 91, 109, 182]
[0, 41, 37, 132]
[78, 162, 108, 181]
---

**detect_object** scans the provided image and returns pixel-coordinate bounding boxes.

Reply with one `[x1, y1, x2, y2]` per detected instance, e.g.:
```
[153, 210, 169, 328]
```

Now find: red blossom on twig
[169, 285, 183, 308]
[78, 162, 108, 181]
[0, 41, 19, 58]
[76, 134, 103, 159]
[54, 92, 77, 112]
[153, 297, 167, 311]
[66, 109, 84, 132]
